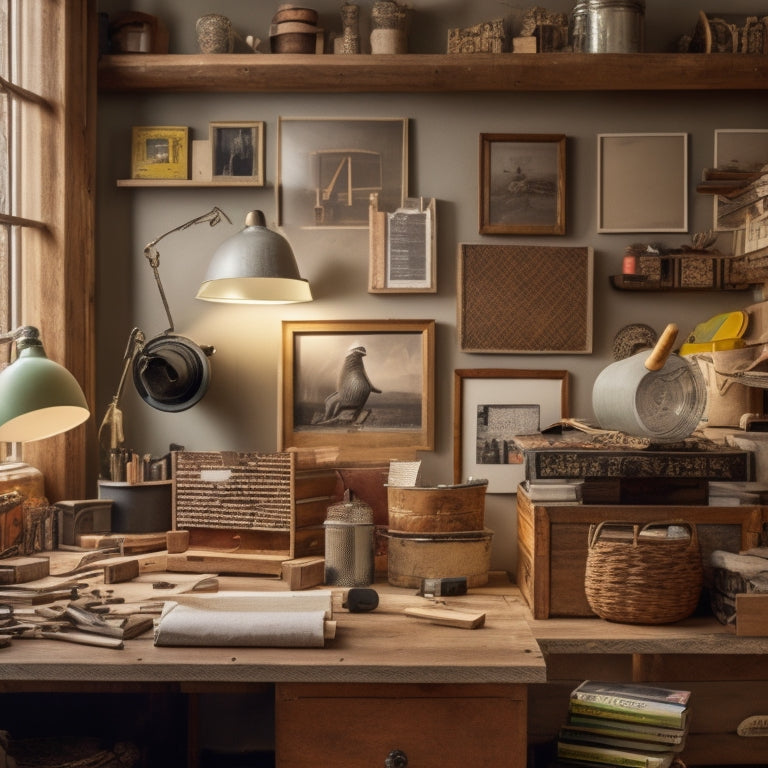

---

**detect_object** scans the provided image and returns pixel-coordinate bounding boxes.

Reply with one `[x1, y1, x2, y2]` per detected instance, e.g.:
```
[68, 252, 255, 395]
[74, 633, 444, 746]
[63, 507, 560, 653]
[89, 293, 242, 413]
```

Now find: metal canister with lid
[323, 498, 375, 587]
[571, 0, 645, 53]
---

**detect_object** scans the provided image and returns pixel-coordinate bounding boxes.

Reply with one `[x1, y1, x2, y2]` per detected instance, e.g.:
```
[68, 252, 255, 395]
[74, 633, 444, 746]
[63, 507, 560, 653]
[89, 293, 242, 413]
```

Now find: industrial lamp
[197, 210, 313, 304]
[0, 326, 89, 442]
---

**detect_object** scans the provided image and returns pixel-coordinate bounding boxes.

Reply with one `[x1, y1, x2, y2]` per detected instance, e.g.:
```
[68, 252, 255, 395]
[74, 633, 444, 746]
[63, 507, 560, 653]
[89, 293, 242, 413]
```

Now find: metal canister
[571, 0, 645, 53]
[323, 499, 375, 587]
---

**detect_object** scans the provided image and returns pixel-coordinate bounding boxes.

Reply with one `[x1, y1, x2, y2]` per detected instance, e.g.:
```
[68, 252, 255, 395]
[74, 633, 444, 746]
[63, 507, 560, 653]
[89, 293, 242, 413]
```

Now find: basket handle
[588, 519, 698, 549]
[638, 519, 699, 549]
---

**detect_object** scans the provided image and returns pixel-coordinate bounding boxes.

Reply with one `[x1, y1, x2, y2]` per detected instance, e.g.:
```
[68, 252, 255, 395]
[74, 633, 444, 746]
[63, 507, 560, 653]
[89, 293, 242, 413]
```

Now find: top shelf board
[98, 53, 768, 94]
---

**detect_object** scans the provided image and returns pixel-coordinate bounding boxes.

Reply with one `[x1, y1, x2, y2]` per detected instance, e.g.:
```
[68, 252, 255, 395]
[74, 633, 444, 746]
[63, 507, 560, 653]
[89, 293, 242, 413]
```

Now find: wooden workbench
[1, 565, 767, 765]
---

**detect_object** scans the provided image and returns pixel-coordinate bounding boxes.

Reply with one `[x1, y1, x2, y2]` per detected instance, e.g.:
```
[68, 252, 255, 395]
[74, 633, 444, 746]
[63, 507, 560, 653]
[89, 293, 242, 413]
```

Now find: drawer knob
[385, 749, 408, 768]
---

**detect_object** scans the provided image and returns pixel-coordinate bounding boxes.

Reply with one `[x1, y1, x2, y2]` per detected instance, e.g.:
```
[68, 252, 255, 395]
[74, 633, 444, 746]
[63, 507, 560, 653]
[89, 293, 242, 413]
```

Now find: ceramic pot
[196, 14, 234, 54]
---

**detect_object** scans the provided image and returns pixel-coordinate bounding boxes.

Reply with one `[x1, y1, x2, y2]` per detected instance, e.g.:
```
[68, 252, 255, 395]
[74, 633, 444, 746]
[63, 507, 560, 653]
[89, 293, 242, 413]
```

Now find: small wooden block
[281, 557, 325, 590]
[0, 556, 49, 584]
[166, 529, 190, 553]
[736, 593, 768, 636]
[404, 605, 486, 629]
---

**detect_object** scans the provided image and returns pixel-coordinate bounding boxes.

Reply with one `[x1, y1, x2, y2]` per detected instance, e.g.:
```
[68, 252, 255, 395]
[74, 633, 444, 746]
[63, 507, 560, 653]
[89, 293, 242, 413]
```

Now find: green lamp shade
[196, 210, 312, 304]
[0, 344, 90, 442]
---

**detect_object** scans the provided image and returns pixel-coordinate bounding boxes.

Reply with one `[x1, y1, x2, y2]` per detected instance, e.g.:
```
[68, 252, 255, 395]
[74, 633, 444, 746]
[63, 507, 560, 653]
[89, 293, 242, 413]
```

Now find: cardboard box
[516, 484, 764, 619]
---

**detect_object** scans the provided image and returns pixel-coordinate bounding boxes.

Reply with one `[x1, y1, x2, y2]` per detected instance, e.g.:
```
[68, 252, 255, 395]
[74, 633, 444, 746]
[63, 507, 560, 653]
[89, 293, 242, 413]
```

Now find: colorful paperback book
[567, 715, 687, 747]
[557, 739, 675, 768]
[569, 681, 691, 729]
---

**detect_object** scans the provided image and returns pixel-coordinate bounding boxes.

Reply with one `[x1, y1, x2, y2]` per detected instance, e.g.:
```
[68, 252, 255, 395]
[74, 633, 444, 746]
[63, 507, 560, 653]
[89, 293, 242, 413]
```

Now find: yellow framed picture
[131, 125, 189, 180]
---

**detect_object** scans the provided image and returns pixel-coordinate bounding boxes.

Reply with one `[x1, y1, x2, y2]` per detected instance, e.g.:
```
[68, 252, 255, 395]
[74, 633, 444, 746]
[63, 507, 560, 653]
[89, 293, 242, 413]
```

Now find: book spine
[569, 700, 684, 729]
[566, 718, 684, 746]
[572, 690, 686, 716]
[557, 741, 661, 768]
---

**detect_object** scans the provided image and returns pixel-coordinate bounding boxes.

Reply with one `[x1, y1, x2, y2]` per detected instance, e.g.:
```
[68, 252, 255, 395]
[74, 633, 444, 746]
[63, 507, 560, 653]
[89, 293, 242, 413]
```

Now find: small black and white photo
[210, 121, 264, 184]
[480, 133, 566, 235]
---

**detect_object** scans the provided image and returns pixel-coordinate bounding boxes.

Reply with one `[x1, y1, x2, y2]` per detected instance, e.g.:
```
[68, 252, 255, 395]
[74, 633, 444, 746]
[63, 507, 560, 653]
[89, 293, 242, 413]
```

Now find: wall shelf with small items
[116, 179, 270, 188]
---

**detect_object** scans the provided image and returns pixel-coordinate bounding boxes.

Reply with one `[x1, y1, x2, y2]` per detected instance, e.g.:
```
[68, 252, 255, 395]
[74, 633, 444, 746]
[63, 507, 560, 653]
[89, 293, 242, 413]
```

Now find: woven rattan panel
[458, 244, 593, 353]
[174, 451, 293, 531]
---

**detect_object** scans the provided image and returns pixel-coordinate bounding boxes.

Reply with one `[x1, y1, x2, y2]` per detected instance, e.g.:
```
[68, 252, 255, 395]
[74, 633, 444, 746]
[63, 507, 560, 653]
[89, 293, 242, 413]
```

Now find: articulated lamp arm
[142, 206, 231, 333]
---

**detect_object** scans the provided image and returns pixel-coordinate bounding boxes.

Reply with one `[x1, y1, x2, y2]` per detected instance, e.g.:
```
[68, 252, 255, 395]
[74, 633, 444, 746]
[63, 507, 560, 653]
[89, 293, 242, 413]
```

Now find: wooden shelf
[116, 179, 267, 188]
[98, 53, 768, 94]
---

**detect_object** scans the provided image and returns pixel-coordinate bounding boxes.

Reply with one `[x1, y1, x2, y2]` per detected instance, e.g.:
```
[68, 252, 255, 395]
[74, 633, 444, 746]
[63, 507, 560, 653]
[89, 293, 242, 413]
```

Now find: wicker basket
[584, 520, 703, 624]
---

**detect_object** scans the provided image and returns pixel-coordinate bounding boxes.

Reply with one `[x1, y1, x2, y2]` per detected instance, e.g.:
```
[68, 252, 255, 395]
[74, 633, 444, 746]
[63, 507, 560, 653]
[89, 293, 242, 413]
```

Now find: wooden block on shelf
[512, 36, 537, 53]
[736, 593, 768, 635]
[166, 550, 289, 576]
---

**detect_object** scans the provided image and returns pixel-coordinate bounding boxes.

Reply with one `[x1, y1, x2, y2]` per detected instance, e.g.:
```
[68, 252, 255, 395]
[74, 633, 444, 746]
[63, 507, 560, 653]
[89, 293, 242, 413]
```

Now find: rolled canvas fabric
[153, 592, 332, 647]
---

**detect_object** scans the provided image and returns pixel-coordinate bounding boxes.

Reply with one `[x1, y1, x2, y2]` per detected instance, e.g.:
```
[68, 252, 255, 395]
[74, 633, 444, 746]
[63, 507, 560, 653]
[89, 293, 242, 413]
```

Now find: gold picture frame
[280, 319, 435, 454]
[131, 125, 189, 180]
[479, 133, 566, 235]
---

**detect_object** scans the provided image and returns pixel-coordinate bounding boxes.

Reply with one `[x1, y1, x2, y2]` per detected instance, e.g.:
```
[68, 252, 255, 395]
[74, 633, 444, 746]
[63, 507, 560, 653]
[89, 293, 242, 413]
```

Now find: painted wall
[96, 0, 768, 571]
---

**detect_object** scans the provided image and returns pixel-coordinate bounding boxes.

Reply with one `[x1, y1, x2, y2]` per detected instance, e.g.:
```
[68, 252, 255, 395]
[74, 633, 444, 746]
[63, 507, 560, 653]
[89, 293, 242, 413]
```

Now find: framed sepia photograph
[131, 125, 189, 180]
[280, 319, 434, 453]
[210, 121, 265, 185]
[458, 243, 594, 354]
[479, 133, 566, 235]
[277, 117, 408, 229]
[597, 132, 688, 233]
[453, 369, 569, 493]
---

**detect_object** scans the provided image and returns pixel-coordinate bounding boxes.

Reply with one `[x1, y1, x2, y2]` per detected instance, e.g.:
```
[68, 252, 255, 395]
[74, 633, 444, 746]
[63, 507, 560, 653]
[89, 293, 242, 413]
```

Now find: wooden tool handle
[644, 323, 678, 371]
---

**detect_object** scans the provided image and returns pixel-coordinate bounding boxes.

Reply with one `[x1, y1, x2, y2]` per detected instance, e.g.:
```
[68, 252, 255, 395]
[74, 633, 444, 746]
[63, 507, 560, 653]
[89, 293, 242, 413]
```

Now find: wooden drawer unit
[516, 486, 764, 619]
[275, 682, 527, 767]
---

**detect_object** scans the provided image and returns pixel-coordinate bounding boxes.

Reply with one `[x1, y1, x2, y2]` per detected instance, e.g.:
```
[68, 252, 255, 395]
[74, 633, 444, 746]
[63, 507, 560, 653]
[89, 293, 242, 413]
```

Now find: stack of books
[557, 680, 691, 768]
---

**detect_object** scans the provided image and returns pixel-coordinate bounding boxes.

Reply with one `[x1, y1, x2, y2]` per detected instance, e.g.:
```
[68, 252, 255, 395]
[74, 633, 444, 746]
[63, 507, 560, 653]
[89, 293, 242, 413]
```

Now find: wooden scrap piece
[281, 556, 325, 590]
[736, 593, 768, 636]
[0, 556, 49, 584]
[404, 604, 486, 629]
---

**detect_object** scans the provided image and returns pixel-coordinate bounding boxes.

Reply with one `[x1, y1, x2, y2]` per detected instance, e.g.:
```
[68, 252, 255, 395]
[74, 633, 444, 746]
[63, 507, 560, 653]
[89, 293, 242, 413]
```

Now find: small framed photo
[131, 126, 189, 180]
[280, 319, 435, 454]
[210, 121, 265, 185]
[278, 117, 408, 229]
[453, 369, 569, 493]
[597, 132, 688, 233]
[479, 133, 566, 235]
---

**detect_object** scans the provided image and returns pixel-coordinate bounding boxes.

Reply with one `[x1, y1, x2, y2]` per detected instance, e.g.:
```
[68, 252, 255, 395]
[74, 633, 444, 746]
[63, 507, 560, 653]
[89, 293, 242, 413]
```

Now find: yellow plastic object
[679, 310, 749, 356]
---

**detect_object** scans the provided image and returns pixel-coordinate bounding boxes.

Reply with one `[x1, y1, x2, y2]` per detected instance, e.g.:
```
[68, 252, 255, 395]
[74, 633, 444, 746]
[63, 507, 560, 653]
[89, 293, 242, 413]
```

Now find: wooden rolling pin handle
[644, 323, 678, 371]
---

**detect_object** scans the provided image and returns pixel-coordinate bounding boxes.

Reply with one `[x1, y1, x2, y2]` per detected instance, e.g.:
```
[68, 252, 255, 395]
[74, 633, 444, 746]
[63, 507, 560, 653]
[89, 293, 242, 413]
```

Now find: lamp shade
[0, 336, 90, 442]
[196, 210, 312, 304]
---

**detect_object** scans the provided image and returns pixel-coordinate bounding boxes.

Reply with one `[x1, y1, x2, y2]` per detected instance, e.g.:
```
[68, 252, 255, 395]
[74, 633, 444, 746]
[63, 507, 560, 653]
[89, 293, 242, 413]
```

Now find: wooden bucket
[387, 481, 487, 533]
[386, 529, 493, 588]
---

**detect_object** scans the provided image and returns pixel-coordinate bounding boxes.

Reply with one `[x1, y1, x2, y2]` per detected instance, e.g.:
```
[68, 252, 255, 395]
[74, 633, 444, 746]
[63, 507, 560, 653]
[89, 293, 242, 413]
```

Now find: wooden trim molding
[19, 0, 96, 502]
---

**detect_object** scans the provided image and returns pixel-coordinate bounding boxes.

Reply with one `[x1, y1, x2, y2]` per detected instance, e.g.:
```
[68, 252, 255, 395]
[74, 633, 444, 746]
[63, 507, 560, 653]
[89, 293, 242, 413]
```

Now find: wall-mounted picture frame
[713, 128, 768, 231]
[131, 125, 189, 180]
[479, 133, 566, 235]
[458, 244, 594, 354]
[280, 319, 435, 454]
[597, 132, 688, 233]
[368, 194, 437, 293]
[210, 121, 265, 185]
[277, 117, 408, 229]
[453, 369, 569, 493]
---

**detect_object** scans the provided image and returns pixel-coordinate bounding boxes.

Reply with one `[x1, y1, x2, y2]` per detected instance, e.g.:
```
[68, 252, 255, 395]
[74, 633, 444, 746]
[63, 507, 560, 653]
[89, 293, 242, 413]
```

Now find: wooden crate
[172, 450, 338, 566]
[516, 484, 764, 619]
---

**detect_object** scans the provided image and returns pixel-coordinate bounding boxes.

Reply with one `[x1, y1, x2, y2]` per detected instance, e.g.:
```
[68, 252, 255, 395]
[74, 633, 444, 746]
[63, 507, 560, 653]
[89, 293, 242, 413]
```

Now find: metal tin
[324, 500, 375, 587]
[571, 0, 645, 53]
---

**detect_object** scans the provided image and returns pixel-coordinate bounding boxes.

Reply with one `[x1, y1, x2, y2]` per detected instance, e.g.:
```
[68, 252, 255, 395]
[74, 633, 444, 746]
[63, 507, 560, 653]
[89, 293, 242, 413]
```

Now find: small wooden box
[516, 484, 764, 619]
[173, 449, 338, 560]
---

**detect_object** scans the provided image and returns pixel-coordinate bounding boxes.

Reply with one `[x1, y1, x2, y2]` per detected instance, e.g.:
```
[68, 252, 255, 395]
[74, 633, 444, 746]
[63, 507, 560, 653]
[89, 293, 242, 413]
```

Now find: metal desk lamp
[0, 325, 89, 442]
[99, 207, 312, 476]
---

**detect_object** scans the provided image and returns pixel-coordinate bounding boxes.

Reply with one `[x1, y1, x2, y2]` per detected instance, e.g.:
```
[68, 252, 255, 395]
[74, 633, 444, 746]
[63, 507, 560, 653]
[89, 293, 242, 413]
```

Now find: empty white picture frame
[597, 132, 688, 233]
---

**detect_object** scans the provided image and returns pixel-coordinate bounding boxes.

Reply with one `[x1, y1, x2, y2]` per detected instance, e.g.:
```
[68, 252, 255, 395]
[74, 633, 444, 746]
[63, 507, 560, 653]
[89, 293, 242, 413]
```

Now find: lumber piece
[0, 556, 49, 584]
[736, 593, 768, 636]
[404, 604, 486, 629]
[281, 556, 325, 590]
